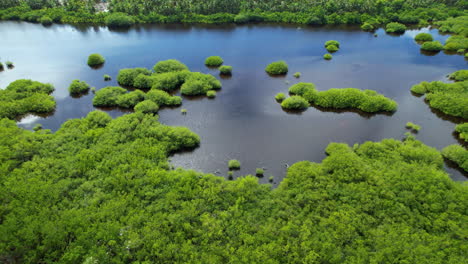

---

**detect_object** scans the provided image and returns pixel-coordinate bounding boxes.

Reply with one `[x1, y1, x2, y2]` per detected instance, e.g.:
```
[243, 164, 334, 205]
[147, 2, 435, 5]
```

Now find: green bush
[92, 86, 127, 107]
[265, 61, 288, 75]
[153, 59, 189, 74]
[406, 122, 421, 132]
[275, 93, 286, 102]
[116, 90, 146, 108]
[228, 159, 241, 170]
[443, 35, 468, 51]
[421, 41, 444, 51]
[133, 74, 157, 89]
[117, 68, 151, 86]
[455, 123, 468, 142]
[104, 74, 111, 81]
[219, 65, 232, 75]
[0, 62, 4, 70]
[205, 56, 224, 67]
[385, 22, 406, 33]
[105, 12, 135, 28]
[288, 82, 315, 96]
[256, 168, 264, 176]
[152, 71, 189, 91]
[324, 53, 332, 60]
[315, 88, 398, 112]
[181, 72, 221, 96]
[87, 53, 105, 67]
[206, 90, 217, 98]
[39, 15, 52, 26]
[449, 70, 468, 82]
[33, 124, 42, 131]
[414, 33, 433, 42]
[361, 22, 374, 31]
[325, 40, 340, 48]
[68, 79, 90, 95]
[281, 96, 309, 110]
[134, 100, 159, 114]
[293, 72, 301, 78]
[0, 79, 55, 119]
[326, 44, 339, 52]
[442, 145, 467, 172]
[146, 89, 182, 106]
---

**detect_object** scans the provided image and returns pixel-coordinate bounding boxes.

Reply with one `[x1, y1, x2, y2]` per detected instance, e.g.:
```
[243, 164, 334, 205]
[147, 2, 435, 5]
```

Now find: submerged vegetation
[265, 61, 288, 75]
[0, 79, 55, 119]
[87, 53, 105, 67]
[411, 80, 468, 119]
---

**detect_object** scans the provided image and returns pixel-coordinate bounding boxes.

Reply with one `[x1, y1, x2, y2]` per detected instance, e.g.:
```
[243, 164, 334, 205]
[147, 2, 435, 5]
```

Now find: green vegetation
[324, 53, 332, 60]
[414, 33, 433, 42]
[421, 41, 444, 51]
[0, 79, 55, 119]
[442, 145, 467, 172]
[134, 100, 159, 114]
[151, 71, 189, 91]
[385, 22, 406, 33]
[219, 65, 232, 75]
[293, 72, 301, 78]
[146, 89, 182, 106]
[105, 12, 135, 28]
[268, 175, 274, 182]
[256, 168, 264, 176]
[68, 79, 90, 95]
[117, 67, 151, 86]
[325, 40, 340, 48]
[360, 22, 374, 31]
[275, 92, 286, 102]
[449, 69, 468, 81]
[326, 44, 339, 52]
[406, 122, 421, 132]
[181, 108, 187, 114]
[281, 95, 309, 110]
[455, 123, 468, 142]
[33, 123, 42, 131]
[265, 61, 288, 75]
[104, 74, 111, 81]
[206, 90, 217, 98]
[180, 72, 221, 96]
[289, 82, 315, 96]
[205, 56, 224, 67]
[92, 86, 127, 107]
[87, 53, 105, 67]
[410, 80, 467, 119]
[443, 35, 468, 51]
[5, 61, 13, 68]
[39, 15, 52, 26]
[228, 159, 241, 170]
[153, 59, 189, 74]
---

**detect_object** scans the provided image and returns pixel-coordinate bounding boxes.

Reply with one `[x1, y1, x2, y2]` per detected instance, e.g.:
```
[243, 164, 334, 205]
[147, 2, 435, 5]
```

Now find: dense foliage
[0, 113, 466, 263]
[275, 92, 285, 101]
[68, 79, 90, 95]
[324, 40, 340, 53]
[87, 53, 105, 67]
[219, 65, 232, 75]
[455, 123, 468, 142]
[0, 79, 55, 119]
[449, 69, 468, 81]
[153, 59, 188, 74]
[414, 32, 433, 42]
[105, 12, 134, 27]
[406, 122, 421, 132]
[385, 22, 406, 33]
[117, 67, 152, 86]
[421, 41, 444, 51]
[205, 56, 223, 67]
[411, 80, 468, 119]
[180, 72, 221, 96]
[265, 61, 288, 75]
[442, 144, 468, 172]
[281, 95, 310, 110]
[324, 53, 333, 60]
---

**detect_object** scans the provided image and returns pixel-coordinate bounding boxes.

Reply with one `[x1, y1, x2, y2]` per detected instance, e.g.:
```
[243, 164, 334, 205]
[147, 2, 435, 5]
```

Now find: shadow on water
[420, 50, 441, 56]
[452, 132, 468, 148]
[444, 158, 468, 178]
[311, 105, 395, 119]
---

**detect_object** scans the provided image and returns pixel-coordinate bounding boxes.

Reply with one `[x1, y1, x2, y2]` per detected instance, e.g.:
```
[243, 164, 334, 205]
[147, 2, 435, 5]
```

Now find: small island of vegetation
[87, 53, 105, 67]
[265, 61, 288, 75]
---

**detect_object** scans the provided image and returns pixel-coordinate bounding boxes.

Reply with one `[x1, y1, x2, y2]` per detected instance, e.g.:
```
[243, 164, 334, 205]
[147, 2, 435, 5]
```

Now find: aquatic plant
[293, 72, 301, 78]
[146, 89, 182, 106]
[117, 68, 151, 86]
[87, 53, 105, 67]
[228, 159, 241, 170]
[105, 12, 135, 28]
[414, 33, 433, 42]
[104, 74, 111, 81]
[448, 70, 468, 82]
[33, 124, 42, 131]
[92, 86, 127, 107]
[134, 100, 159, 114]
[68, 79, 90, 95]
[265, 61, 288, 75]
[180, 72, 221, 96]
[385, 22, 406, 33]
[0, 62, 4, 70]
[153, 59, 189, 74]
[443, 35, 468, 51]
[116, 90, 146, 108]
[39, 15, 52, 25]
[323, 53, 332, 60]
[420, 41, 443, 51]
[315, 88, 398, 112]
[5, 61, 13, 68]
[181, 108, 187, 114]
[361, 22, 374, 31]
[288, 82, 316, 96]
[206, 90, 217, 98]
[405, 122, 421, 132]
[275, 93, 286, 102]
[326, 44, 339, 52]
[0, 79, 55, 119]
[256, 168, 264, 176]
[442, 145, 467, 172]
[281, 96, 309, 110]
[455, 123, 468, 142]
[325, 40, 340, 48]
[205, 56, 224, 67]
[269, 175, 274, 182]
[219, 65, 232, 75]
[151, 71, 189, 91]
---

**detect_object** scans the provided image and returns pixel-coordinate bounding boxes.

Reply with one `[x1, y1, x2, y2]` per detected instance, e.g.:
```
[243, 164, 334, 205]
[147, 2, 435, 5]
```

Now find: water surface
[0, 22, 466, 183]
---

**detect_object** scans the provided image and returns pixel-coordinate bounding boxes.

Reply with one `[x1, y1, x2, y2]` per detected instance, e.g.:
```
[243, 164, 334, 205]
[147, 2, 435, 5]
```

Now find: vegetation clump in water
[87, 53, 105, 67]
[275, 92, 286, 102]
[205, 56, 224, 67]
[68, 79, 90, 95]
[117, 68, 152, 86]
[134, 100, 159, 114]
[281, 95, 309, 110]
[455, 123, 468, 142]
[206, 90, 217, 98]
[228, 159, 241, 170]
[180, 72, 221, 96]
[385, 22, 406, 33]
[293, 72, 301, 78]
[420, 41, 444, 52]
[256, 168, 264, 176]
[442, 145, 467, 172]
[105, 12, 135, 28]
[414, 33, 433, 42]
[360, 22, 374, 31]
[0, 79, 55, 119]
[449, 70, 468, 82]
[265, 61, 288, 75]
[405, 122, 421, 132]
[104, 74, 111, 81]
[39, 15, 52, 26]
[323, 53, 332, 60]
[153, 59, 189, 74]
[219, 65, 232, 75]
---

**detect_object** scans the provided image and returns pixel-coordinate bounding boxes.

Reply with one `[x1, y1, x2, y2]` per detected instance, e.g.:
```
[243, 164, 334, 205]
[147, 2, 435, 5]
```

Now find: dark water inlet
[0, 21, 466, 183]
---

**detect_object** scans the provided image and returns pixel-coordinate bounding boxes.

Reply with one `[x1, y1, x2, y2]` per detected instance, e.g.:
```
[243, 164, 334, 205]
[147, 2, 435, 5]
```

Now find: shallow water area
[0, 21, 466, 183]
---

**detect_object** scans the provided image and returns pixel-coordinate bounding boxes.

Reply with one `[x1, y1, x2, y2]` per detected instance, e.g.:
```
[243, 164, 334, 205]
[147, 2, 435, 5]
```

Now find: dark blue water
[0, 22, 466, 183]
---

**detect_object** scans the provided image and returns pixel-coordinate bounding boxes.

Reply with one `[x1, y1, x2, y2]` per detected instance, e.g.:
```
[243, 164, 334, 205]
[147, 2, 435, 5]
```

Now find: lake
[0, 21, 466, 183]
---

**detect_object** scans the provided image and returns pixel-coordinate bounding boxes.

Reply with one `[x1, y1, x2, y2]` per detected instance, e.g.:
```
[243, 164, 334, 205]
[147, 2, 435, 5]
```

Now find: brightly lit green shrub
[117, 68, 152, 86]
[442, 145, 468, 172]
[205, 56, 224, 67]
[449, 70, 468, 82]
[68, 79, 90, 95]
[414, 33, 433, 42]
[87, 53, 105, 67]
[219, 65, 232, 75]
[265, 61, 288, 75]
[105, 12, 135, 28]
[153, 59, 189, 74]
[385, 22, 406, 33]
[421, 41, 444, 51]
[92, 86, 127, 107]
[134, 100, 159, 114]
[281, 96, 309, 110]
[180, 72, 221, 96]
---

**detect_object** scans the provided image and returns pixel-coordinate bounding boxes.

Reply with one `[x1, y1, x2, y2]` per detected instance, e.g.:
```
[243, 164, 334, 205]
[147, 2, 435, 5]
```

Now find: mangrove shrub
[414, 33, 433, 42]
[265, 61, 288, 75]
[442, 145, 468, 172]
[153, 59, 189, 74]
[87, 53, 105, 67]
[281, 96, 309, 110]
[205, 56, 224, 67]
[385, 22, 406, 33]
[219, 65, 232, 75]
[68, 80, 90, 95]
[117, 68, 151, 86]
[449, 70, 468, 82]
[421, 41, 444, 51]
[134, 100, 159, 114]
[105, 12, 135, 28]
